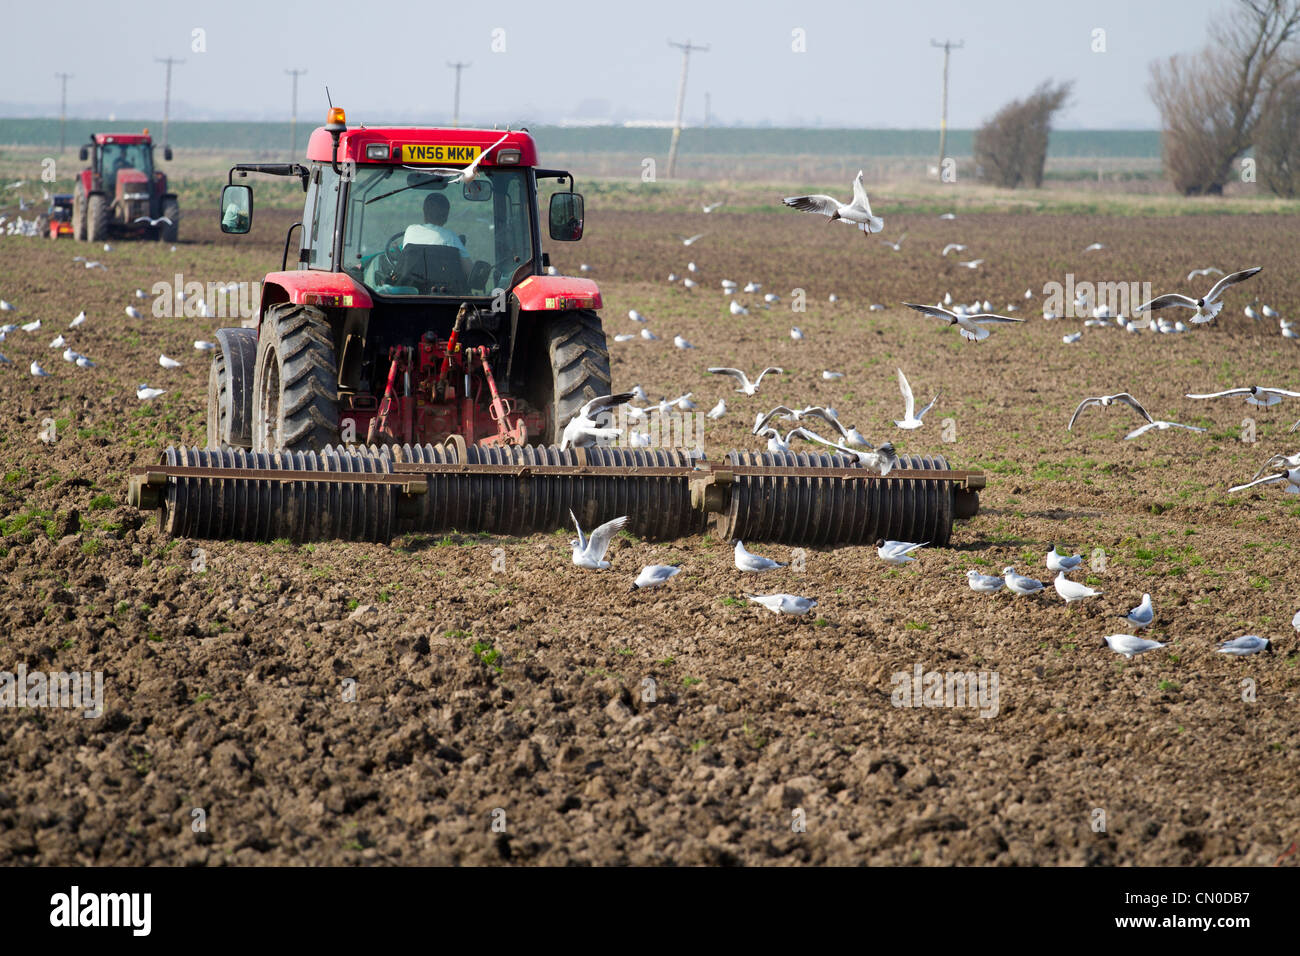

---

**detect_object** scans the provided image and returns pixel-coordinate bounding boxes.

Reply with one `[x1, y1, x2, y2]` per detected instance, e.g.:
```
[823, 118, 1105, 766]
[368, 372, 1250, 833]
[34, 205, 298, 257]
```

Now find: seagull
[0, 300, 14, 312]
[49, 334, 66, 349]
[822, 370, 844, 380]
[877, 539, 926, 565]
[1187, 267, 1225, 281]
[1135, 266, 1262, 323]
[84, 261, 106, 270]
[707, 399, 726, 420]
[966, 570, 1005, 593]
[743, 282, 761, 294]
[1185, 385, 1300, 408]
[445, 130, 511, 184]
[30, 361, 49, 377]
[559, 392, 634, 450]
[827, 294, 839, 303]
[628, 309, 648, 323]
[790, 428, 896, 475]
[76, 355, 95, 369]
[708, 366, 782, 396]
[1245, 304, 1261, 320]
[687, 262, 697, 273]
[1216, 635, 1274, 656]
[728, 300, 748, 316]
[675, 395, 695, 411]
[701, 201, 724, 213]
[869, 303, 885, 311]
[1120, 593, 1154, 629]
[613, 334, 635, 342]
[1100, 634, 1165, 658]
[631, 564, 682, 590]
[781, 170, 883, 234]
[194, 340, 217, 351]
[1067, 393, 1153, 431]
[894, 368, 939, 429]
[1062, 331, 1083, 344]
[1124, 420, 1206, 439]
[1002, 567, 1045, 596]
[757, 426, 804, 453]
[569, 509, 629, 569]
[20, 319, 40, 332]
[125, 306, 143, 319]
[673, 335, 695, 350]
[790, 327, 804, 340]
[136, 384, 165, 400]
[880, 233, 907, 252]
[62, 347, 79, 363]
[626, 430, 651, 447]
[956, 259, 984, 270]
[734, 540, 786, 573]
[903, 302, 1025, 342]
[159, 354, 182, 369]
[746, 593, 817, 615]
[134, 216, 173, 227]
[941, 243, 967, 256]
[69, 311, 86, 328]
[1084, 242, 1104, 252]
[681, 278, 697, 291]
[753, 405, 841, 434]
[1228, 468, 1300, 494]
[630, 384, 649, 402]
[1046, 546, 1083, 572]
[939, 212, 957, 220]
[640, 329, 659, 341]
[1054, 572, 1101, 603]
[1246, 451, 1300, 481]
[677, 233, 707, 246]
[764, 293, 781, 304]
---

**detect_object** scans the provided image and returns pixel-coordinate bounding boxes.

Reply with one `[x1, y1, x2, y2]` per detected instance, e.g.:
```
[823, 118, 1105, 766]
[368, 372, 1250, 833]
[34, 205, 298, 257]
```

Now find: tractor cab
[209, 107, 608, 455]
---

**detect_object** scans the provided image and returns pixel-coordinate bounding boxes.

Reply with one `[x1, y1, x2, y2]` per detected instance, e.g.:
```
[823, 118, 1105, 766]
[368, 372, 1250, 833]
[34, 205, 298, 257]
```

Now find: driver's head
[423, 193, 450, 226]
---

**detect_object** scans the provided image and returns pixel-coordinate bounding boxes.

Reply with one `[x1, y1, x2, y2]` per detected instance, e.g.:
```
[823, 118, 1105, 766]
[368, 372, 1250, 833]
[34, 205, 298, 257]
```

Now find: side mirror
[79, 146, 88, 161]
[164, 146, 174, 161]
[220, 184, 253, 234]
[548, 192, 584, 241]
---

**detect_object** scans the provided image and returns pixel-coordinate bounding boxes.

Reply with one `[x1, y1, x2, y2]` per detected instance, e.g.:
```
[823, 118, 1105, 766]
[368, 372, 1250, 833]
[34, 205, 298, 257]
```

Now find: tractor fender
[257, 271, 373, 326]
[511, 275, 602, 312]
[214, 327, 258, 448]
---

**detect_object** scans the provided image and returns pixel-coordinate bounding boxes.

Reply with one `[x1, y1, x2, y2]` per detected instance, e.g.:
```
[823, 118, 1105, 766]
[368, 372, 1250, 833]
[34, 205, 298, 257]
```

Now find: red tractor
[45, 194, 75, 239]
[209, 107, 607, 451]
[73, 130, 179, 242]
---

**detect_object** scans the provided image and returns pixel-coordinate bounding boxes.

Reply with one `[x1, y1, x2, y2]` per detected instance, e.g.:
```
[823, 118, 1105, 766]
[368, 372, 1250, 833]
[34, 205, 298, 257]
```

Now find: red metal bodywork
[512, 275, 602, 311]
[304, 126, 540, 168]
[257, 270, 375, 322]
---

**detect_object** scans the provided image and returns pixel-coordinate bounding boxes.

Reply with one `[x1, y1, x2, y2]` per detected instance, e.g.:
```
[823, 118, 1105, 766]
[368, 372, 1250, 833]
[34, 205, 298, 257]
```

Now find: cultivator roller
[128, 441, 984, 546]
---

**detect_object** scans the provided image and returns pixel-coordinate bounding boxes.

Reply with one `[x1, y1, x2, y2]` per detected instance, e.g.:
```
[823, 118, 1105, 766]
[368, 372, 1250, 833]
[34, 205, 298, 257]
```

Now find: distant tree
[973, 81, 1073, 188]
[1256, 74, 1300, 195]
[1149, 0, 1300, 195]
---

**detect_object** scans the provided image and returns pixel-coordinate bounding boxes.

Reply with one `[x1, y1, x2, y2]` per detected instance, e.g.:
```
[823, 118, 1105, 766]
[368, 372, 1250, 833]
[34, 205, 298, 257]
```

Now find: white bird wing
[1111, 393, 1154, 423]
[969, 312, 1026, 325]
[799, 407, 849, 439]
[791, 427, 854, 458]
[1185, 388, 1249, 399]
[850, 171, 873, 218]
[903, 302, 957, 324]
[569, 509, 587, 551]
[585, 515, 629, 562]
[1068, 397, 1101, 431]
[753, 367, 782, 387]
[897, 368, 915, 419]
[1135, 293, 1197, 313]
[782, 195, 841, 216]
[708, 367, 750, 390]
[1124, 421, 1158, 439]
[576, 391, 635, 420]
[1263, 387, 1300, 398]
[916, 390, 941, 420]
[1229, 472, 1288, 493]
[1204, 266, 1262, 303]
[754, 406, 797, 434]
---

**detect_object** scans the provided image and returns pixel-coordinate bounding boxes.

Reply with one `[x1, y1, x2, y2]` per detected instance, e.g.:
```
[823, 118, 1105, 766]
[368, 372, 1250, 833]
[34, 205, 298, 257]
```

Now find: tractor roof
[91, 132, 153, 145]
[305, 125, 540, 167]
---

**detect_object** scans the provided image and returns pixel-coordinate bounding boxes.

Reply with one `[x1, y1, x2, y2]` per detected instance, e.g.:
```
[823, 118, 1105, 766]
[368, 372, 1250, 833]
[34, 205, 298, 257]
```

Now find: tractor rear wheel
[159, 198, 179, 242]
[251, 303, 339, 453]
[537, 309, 611, 445]
[85, 194, 109, 243]
[206, 328, 257, 449]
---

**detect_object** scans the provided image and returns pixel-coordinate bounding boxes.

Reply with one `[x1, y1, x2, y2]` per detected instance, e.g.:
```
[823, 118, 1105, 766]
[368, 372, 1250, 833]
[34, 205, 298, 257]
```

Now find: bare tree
[973, 81, 1073, 188]
[1256, 74, 1300, 195]
[1149, 0, 1300, 195]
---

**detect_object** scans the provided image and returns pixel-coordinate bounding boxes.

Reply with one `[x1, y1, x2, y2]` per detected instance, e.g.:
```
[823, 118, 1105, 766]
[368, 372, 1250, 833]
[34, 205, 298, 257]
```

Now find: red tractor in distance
[45, 194, 74, 239]
[73, 131, 179, 242]
[208, 107, 607, 452]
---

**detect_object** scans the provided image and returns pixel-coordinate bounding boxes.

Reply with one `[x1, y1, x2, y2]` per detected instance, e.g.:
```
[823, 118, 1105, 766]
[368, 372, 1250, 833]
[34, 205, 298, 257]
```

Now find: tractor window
[99, 143, 152, 191]
[308, 166, 340, 270]
[340, 166, 533, 297]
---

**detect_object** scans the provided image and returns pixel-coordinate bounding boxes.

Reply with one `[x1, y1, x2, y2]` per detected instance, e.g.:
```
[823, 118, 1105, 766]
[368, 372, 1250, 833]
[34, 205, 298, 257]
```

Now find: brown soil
[0, 202, 1297, 865]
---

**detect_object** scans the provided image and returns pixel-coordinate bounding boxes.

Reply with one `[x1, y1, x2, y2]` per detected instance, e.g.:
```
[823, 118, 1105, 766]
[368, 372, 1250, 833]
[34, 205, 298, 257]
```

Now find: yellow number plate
[402, 144, 482, 164]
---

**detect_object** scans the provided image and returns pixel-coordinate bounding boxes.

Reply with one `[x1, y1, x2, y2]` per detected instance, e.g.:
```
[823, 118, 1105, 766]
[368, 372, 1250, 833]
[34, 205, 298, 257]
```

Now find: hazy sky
[0, 0, 1227, 128]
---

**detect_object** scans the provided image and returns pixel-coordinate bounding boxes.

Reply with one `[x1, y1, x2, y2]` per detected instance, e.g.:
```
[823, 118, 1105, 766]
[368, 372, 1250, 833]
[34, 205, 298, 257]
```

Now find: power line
[930, 39, 963, 169]
[55, 73, 72, 154]
[447, 61, 471, 128]
[286, 69, 307, 159]
[155, 57, 184, 150]
[666, 39, 709, 179]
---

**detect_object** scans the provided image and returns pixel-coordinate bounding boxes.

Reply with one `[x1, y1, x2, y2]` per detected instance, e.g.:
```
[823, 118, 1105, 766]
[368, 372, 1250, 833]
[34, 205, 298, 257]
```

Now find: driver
[403, 193, 470, 281]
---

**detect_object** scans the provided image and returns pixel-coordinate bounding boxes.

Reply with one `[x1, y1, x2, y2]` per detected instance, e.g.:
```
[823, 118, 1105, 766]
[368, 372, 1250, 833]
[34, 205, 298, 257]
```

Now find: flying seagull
[893, 368, 940, 430]
[782, 170, 884, 234]
[1124, 420, 1207, 440]
[569, 509, 629, 569]
[902, 302, 1025, 342]
[677, 233, 707, 246]
[134, 216, 173, 227]
[1185, 385, 1300, 408]
[1067, 393, 1153, 431]
[708, 366, 782, 396]
[1135, 266, 1262, 324]
[559, 392, 634, 450]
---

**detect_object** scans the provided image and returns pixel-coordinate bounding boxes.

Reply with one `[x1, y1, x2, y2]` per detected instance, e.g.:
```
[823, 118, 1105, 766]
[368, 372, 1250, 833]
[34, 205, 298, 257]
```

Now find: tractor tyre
[72, 187, 86, 241]
[159, 198, 179, 242]
[538, 309, 611, 445]
[206, 328, 258, 449]
[251, 303, 339, 453]
[85, 194, 109, 243]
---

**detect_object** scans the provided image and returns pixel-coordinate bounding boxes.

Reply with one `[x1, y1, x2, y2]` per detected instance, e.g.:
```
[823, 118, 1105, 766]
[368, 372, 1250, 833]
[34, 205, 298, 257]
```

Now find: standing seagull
[1101, 634, 1166, 658]
[1047, 547, 1083, 572]
[782, 170, 884, 235]
[734, 540, 787, 573]
[893, 368, 940, 429]
[631, 564, 682, 590]
[1002, 567, 1045, 595]
[1120, 593, 1154, 629]
[1067, 393, 1153, 431]
[746, 593, 818, 616]
[1135, 266, 1262, 324]
[1216, 635, 1274, 656]
[708, 366, 782, 396]
[877, 539, 927, 565]
[569, 509, 629, 569]
[902, 302, 1024, 342]
[1054, 572, 1101, 604]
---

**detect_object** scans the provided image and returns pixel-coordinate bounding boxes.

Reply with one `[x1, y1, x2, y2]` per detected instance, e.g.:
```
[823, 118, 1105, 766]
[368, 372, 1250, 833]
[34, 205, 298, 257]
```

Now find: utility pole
[448, 61, 471, 127]
[286, 68, 307, 158]
[155, 56, 184, 150]
[55, 72, 72, 154]
[665, 39, 708, 179]
[930, 39, 962, 169]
